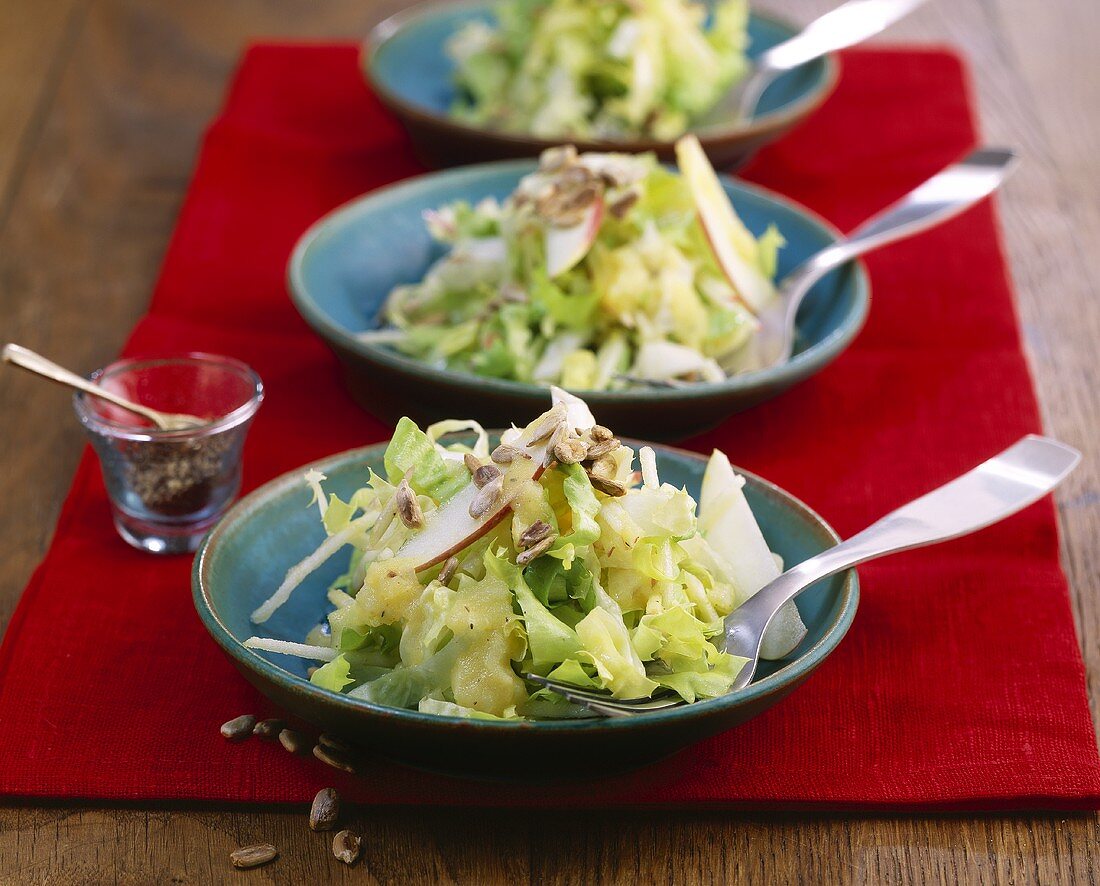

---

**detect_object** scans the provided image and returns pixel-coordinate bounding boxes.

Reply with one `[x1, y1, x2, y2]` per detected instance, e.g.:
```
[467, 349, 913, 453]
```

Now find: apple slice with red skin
[545, 195, 605, 278]
[674, 134, 776, 316]
[398, 389, 595, 570]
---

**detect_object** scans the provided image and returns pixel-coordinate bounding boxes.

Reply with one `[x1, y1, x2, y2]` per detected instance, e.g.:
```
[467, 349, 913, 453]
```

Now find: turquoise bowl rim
[287, 159, 871, 404]
[362, 0, 841, 148]
[193, 440, 860, 733]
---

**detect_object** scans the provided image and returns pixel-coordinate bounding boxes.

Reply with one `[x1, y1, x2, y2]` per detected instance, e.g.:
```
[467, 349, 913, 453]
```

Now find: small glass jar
[74, 354, 264, 554]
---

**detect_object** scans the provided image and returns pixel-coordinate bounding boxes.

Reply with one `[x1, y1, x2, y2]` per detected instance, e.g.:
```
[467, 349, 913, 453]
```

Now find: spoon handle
[726, 436, 1080, 660]
[759, 0, 927, 73]
[2, 343, 163, 426]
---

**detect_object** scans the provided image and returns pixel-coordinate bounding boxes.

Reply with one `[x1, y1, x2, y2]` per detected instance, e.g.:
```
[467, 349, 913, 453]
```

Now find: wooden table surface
[2, 0, 1098, 881]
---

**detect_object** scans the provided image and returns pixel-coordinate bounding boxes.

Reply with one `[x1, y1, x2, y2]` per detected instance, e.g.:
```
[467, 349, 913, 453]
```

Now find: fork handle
[781, 148, 1018, 304]
[758, 0, 927, 73]
[733, 436, 1080, 633]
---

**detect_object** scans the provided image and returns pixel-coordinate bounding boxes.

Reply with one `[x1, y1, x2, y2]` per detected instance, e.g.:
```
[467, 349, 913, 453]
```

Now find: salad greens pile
[365, 140, 783, 389]
[446, 0, 752, 140]
[246, 390, 806, 720]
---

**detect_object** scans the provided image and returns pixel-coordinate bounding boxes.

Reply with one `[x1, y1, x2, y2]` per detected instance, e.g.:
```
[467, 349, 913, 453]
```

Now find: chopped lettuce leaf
[383, 417, 469, 501]
[310, 654, 354, 692]
[575, 606, 657, 698]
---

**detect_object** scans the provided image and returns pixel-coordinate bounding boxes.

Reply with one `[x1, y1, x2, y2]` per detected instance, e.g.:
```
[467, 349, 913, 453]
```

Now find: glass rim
[73, 353, 264, 442]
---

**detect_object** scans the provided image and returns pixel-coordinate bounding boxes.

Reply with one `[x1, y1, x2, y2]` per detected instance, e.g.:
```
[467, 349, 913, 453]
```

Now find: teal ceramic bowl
[288, 160, 870, 440]
[364, 0, 839, 170]
[193, 439, 858, 779]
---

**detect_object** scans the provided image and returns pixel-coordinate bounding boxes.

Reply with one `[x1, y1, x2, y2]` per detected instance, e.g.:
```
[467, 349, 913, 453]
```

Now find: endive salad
[446, 0, 752, 140]
[363, 136, 783, 388]
[246, 390, 806, 719]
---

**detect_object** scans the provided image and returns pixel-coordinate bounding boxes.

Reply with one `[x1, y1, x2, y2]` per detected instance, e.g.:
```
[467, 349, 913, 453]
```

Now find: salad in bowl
[362, 135, 785, 390]
[245, 389, 806, 720]
[446, 0, 752, 141]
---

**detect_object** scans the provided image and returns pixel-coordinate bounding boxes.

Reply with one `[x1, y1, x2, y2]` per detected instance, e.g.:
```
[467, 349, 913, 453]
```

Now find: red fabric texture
[1, 44, 1097, 810]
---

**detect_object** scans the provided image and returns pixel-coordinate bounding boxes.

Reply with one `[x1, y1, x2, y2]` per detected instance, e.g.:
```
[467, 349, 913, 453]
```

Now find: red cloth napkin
[1, 44, 1097, 810]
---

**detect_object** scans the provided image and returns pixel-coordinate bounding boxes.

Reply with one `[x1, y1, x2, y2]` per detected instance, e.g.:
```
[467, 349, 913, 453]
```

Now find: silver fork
[620, 147, 1018, 390]
[698, 0, 927, 126]
[744, 146, 1019, 372]
[529, 435, 1080, 717]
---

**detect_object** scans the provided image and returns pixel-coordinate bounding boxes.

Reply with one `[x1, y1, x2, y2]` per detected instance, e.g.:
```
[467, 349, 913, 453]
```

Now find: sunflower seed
[539, 144, 577, 172]
[587, 474, 627, 497]
[473, 464, 501, 488]
[395, 478, 423, 529]
[499, 283, 528, 304]
[313, 743, 357, 774]
[229, 844, 277, 869]
[463, 452, 481, 474]
[587, 454, 617, 479]
[469, 474, 503, 519]
[491, 443, 524, 464]
[589, 424, 614, 443]
[252, 718, 284, 739]
[309, 787, 341, 831]
[220, 715, 256, 741]
[553, 436, 589, 465]
[526, 406, 567, 444]
[318, 733, 355, 754]
[516, 535, 556, 565]
[333, 830, 362, 865]
[438, 555, 459, 585]
[518, 520, 553, 548]
[278, 729, 308, 754]
[585, 437, 620, 461]
[609, 191, 639, 219]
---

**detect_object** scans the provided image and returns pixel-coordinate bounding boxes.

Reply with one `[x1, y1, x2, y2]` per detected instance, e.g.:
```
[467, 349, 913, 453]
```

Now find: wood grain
[1, 0, 1098, 881]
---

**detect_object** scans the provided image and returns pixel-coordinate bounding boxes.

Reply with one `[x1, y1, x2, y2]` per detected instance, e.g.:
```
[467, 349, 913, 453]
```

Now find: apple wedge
[398, 389, 595, 570]
[698, 449, 807, 660]
[545, 194, 604, 278]
[675, 134, 776, 315]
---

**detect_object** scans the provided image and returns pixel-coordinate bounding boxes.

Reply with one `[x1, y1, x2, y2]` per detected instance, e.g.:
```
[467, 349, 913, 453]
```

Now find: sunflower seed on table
[473, 464, 501, 488]
[318, 733, 355, 754]
[278, 729, 308, 754]
[229, 843, 277, 869]
[463, 452, 481, 474]
[309, 787, 341, 831]
[438, 555, 459, 585]
[469, 474, 503, 519]
[220, 715, 256, 741]
[518, 520, 553, 548]
[313, 743, 357, 774]
[395, 478, 423, 529]
[585, 437, 620, 461]
[333, 830, 362, 865]
[252, 718, 284, 739]
[516, 535, 556, 565]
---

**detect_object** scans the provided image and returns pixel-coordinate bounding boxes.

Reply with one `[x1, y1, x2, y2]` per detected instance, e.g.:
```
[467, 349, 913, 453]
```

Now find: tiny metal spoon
[699, 0, 927, 126]
[2, 343, 207, 431]
[745, 146, 1019, 372]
